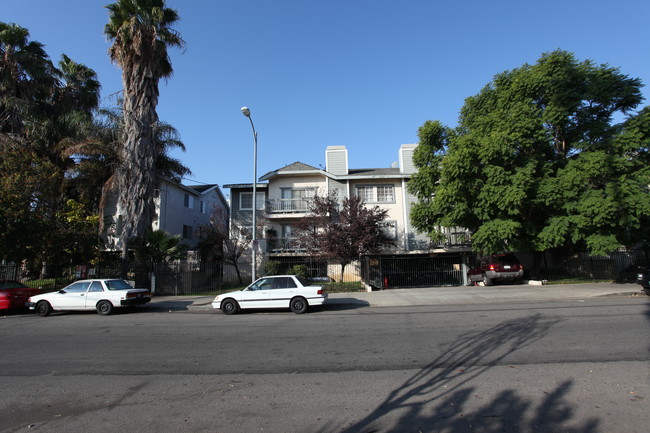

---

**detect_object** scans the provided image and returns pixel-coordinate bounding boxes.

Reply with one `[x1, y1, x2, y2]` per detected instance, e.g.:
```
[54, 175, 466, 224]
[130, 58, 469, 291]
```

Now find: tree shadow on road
[320, 313, 601, 433]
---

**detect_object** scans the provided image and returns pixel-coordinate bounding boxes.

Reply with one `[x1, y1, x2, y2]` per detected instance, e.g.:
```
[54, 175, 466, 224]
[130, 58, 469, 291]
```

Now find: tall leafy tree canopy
[409, 50, 649, 255]
[1, 18, 189, 265]
[105, 0, 185, 253]
[1, 22, 101, 263]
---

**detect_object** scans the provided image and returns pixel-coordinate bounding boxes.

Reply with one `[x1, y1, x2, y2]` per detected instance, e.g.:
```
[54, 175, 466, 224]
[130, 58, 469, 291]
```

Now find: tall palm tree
[104, 0, 185, 257]
[0, 22, 57, 134]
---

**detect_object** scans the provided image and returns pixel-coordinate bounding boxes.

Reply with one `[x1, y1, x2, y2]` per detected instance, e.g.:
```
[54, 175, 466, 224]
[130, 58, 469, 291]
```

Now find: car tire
[290, 296, 308, 314]
[96, 300, 113, 316]
[482, 274, 493, 286]
[36, 301, 52, 317]
[221, 299, 239, 315]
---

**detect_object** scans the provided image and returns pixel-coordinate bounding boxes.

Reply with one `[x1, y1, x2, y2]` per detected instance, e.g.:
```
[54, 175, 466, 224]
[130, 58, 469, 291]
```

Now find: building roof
[259, 161, 326, 181]
[348, 168, 402, 177]
[184, 184, 218, 193]
[222, 183, 269, 189]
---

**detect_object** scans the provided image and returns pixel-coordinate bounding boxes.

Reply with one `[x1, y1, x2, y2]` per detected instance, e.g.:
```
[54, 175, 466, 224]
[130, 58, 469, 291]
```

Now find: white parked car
[27, 279, 151, 317]
[212, 275, 327, 315]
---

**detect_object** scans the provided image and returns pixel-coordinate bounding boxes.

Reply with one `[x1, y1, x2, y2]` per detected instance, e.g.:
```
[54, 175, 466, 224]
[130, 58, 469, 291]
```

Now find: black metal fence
[0, 261, 244, 295]
[517, 249, 649, 282]
[2, 247, 647, 294]
[362, 255, 466, 289]
[362, 248, 649, 289]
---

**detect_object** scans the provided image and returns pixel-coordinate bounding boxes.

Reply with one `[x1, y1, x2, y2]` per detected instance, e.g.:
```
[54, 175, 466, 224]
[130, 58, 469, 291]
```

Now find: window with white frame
[240, 191, 265, 210]
[279, 188, 315, 211]
[356, 186, 374, 202]
[377, 185, 395, 202]
[356, 185, 395, 203]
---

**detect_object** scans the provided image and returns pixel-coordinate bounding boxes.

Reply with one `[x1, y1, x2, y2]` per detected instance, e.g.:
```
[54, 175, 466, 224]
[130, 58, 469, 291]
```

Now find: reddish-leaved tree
[296, 193, 394, 281]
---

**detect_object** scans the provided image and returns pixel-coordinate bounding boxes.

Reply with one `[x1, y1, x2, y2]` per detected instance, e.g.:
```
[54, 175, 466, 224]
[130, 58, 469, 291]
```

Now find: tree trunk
[116, 65, 159, 251]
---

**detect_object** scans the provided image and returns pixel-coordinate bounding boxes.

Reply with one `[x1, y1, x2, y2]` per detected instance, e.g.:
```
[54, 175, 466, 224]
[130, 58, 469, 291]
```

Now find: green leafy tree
[105, 0, 185, 257]
[409, 50, 649, 255]
[1, 23, 102, 263]
[133, 229, 187, 263]
[407, 120, 452, 244]
[0, 22, 57, 135]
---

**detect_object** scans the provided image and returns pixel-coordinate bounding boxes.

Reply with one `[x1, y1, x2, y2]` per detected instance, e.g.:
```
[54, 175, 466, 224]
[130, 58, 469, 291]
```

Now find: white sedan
[212, 275, 327, 315]
[27, 279, 151, 317]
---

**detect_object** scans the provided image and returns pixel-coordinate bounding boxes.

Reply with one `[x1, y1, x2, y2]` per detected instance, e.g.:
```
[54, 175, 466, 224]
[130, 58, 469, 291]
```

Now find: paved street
[1, 287, 648, 433]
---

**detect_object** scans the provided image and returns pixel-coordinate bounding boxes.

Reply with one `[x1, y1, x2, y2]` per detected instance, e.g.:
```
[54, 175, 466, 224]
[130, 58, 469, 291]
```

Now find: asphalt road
[1, 298, 648, 432]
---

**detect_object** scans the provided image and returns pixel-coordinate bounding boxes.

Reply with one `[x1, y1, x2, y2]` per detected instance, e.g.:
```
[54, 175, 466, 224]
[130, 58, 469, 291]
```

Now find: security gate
[362, 255, 468, 289]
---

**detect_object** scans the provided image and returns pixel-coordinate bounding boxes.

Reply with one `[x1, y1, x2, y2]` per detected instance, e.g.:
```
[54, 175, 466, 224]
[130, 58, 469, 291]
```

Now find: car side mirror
[58, 289, 66, 294]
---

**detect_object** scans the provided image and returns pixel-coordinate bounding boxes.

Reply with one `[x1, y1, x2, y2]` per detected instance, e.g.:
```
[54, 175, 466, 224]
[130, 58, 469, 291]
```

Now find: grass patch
[23, 277, 73, 291]
[545, 278, 615, 285]
[323, 281, 366, 293]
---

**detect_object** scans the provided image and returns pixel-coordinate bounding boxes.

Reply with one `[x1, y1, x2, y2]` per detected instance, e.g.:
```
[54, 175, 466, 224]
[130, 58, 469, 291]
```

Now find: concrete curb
[147, 283, 646, 312]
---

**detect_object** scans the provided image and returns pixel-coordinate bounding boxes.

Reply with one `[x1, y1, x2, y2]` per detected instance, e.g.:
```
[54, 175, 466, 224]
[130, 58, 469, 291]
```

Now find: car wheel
[96, 300, 113, 316]
[36, 301, 52, 317]
[221, 299, 239, 315]
[482, 274, 493, 286]
[290, 296, 308, 314]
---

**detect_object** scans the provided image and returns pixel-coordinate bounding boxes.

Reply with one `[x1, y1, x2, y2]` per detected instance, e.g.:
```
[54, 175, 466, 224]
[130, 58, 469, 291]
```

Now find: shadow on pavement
[142, 300, 195, 312]
[318, 313, 601, 433]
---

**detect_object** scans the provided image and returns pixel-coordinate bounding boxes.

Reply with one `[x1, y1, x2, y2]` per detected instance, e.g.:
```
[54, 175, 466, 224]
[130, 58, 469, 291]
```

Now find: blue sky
[2, 0, 649, 198]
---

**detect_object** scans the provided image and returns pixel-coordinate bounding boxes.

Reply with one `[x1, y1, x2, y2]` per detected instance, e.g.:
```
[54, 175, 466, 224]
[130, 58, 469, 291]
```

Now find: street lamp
[241, 106, 258, 282]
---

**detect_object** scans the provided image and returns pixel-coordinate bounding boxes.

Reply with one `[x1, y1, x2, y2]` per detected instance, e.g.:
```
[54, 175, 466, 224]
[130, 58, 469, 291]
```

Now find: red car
[0, 280, 41, 310]
[467, 254, 524, 286]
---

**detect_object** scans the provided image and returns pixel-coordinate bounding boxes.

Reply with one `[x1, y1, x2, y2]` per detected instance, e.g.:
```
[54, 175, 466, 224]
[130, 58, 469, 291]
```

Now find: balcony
[266, 198, 311, 214]
[267, 238, 306, 253]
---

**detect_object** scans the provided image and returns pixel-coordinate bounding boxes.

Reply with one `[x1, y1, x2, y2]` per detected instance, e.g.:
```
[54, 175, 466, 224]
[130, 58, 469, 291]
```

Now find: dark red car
[0, 280, 41, 310]
[467, 254, 524, 286]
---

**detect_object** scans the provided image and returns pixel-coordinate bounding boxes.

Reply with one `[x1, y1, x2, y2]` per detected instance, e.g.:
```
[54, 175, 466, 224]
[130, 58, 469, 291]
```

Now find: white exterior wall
[266, 175, 328, 199]
[349, 179, 406, 244]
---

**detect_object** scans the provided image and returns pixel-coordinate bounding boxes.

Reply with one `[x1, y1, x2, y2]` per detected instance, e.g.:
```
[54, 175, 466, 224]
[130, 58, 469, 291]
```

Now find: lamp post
[241, 107, 258, 282]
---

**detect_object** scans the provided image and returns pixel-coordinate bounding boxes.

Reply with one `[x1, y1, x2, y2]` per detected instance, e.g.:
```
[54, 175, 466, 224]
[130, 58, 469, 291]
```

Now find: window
[356, 186, 374, 202]
[184, 194, 194, 209]
[356, 185, 395, 203]
[63, 282, 90, 293]
[281, 224, 293, 238]
[279, 188, 314, 211]
[240, 192, 265, 210]
[88, 281, 104, 292]
[200, 200, 205, 214]
[105, 280, 133, 290]
[183, 225, 193, 239]
[272, 277, 297, 289]
[250, 278, 273, 290]
[377, 185, 394, 202]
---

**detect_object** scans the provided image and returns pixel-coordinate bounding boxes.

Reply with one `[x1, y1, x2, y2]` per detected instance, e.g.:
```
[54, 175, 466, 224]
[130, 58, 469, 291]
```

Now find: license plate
[504, 265, 511, 270]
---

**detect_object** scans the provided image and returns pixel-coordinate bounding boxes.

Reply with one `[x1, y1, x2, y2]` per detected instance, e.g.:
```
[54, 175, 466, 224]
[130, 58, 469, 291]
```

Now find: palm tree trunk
[117, 68, 159, 251]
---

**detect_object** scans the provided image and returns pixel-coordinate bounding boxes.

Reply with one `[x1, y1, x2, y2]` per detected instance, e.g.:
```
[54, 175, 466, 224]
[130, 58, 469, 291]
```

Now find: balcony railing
[266, 198, 311, 213]
[267, 238, 306, 253]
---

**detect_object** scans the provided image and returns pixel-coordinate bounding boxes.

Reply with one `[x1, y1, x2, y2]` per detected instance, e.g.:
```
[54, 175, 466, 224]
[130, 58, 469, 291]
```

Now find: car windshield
[105, 280, 133, 291]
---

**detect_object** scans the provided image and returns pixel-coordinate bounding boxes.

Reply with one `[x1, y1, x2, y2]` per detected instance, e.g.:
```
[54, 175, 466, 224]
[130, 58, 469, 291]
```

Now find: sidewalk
[148, 282, 646, 312]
